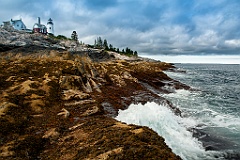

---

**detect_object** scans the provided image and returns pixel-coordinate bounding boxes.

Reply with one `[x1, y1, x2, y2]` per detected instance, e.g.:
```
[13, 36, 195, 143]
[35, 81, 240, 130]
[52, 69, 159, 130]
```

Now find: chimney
[38, 17, 41, 24]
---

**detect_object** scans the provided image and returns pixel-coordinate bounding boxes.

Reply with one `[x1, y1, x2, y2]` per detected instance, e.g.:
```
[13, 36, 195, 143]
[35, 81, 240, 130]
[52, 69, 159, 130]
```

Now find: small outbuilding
[33, 17, 47, 34]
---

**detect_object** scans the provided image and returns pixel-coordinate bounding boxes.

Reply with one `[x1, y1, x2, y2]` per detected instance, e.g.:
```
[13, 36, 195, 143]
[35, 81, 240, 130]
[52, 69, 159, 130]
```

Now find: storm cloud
[0, 0, 240, 55]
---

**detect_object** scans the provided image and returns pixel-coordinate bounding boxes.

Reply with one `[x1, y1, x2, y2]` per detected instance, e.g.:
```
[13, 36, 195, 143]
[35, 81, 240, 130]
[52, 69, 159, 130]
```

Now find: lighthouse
[47, 18, 54, 35]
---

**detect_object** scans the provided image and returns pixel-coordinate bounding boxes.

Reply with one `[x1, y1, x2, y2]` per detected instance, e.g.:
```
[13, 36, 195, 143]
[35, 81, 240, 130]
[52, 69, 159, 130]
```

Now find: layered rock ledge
[0, 29, 189, 159]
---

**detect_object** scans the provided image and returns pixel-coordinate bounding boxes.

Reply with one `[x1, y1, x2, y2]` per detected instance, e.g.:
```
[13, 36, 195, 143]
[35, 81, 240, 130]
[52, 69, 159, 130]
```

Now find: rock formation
[0, 28, 187, 159]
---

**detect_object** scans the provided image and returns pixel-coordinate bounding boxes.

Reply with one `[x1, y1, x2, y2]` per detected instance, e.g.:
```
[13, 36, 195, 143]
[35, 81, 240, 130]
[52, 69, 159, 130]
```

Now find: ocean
[116, 63, 240, 160]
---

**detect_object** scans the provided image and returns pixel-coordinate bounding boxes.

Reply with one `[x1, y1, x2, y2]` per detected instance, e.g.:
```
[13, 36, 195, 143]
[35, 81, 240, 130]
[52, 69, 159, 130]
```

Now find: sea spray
[116, 102, 219, 160]
[163, 64, 240, 159]
[117, 64, 240, 159]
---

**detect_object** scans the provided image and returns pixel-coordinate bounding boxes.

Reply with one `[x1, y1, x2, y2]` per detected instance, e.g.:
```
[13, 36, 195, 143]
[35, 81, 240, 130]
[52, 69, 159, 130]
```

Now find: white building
[47, 18, 54, 35]
[2, 19, 26, 30]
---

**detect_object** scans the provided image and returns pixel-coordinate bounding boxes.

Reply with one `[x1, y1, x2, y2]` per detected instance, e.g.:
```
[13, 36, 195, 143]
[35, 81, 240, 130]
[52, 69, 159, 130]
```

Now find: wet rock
[101, 102, 118, 117]
[192, 128, 237, 151]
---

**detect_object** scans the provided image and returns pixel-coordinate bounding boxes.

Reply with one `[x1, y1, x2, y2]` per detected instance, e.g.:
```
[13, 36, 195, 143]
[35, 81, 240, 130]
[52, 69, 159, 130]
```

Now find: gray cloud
[0, 0, 240, 55]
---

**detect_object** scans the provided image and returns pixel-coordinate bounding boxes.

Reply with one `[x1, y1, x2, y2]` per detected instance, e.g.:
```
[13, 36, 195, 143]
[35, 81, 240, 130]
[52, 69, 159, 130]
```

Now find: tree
[94, 39, 97, 47]
[92, 37, 139, 57]
[126, 47, 130, 54]
[109, 44, 113, 51]
[103, 39, 109, 50]
[71, 31, 79, 45]
[56, 35, 68, 40]
[96, 37, 103, 48]
[134, 51, 138, 57]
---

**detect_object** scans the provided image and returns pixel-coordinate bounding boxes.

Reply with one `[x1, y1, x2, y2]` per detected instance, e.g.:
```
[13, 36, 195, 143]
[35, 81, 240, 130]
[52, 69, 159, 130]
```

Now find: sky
[0, 0, 240, 58]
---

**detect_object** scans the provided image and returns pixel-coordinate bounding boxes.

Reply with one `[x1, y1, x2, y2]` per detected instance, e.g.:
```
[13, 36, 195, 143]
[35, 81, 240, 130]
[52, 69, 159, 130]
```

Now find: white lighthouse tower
[47, 18, 54, 35]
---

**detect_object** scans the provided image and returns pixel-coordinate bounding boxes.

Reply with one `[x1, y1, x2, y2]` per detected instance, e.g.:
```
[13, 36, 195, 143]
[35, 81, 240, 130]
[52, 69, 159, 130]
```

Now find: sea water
[116, 64, 240, 160]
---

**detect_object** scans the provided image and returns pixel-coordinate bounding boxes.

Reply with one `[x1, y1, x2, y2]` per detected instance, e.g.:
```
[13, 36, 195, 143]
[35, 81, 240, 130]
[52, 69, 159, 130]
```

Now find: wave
[116, 64, 240, 159]
[116, 102, 221, 160]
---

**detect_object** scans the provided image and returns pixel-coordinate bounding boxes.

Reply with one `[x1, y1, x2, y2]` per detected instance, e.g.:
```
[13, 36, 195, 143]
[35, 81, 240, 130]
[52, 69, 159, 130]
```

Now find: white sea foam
[164, 89, 240, 130]
[116, 102, 219, 160]
[160, 63, 240, 158]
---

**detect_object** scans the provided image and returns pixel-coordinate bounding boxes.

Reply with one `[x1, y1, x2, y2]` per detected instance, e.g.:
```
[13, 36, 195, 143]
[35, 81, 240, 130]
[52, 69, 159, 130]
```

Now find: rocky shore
[0, 28, 189, 159]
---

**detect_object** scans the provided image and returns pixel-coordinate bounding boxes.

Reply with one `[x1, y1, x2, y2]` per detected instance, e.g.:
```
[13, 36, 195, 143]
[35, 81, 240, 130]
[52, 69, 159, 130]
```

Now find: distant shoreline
[141, 55, 240, 64]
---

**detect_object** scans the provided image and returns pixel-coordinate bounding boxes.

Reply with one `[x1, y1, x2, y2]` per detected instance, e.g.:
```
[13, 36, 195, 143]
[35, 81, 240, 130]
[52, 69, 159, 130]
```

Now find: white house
[2, 19, 26, 30]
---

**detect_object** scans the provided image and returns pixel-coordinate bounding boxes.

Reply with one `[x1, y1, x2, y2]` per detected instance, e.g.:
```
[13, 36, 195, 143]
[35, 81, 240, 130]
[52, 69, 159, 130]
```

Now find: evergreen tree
[94, 39, 97, 47]
[92, 37, 138, 57]
[134, 51, 138, 57]
[103, 39, 109, 50]
[97, 37, 103, 48]
[71, 31, 78, 42]
[109, 44, 113, 51]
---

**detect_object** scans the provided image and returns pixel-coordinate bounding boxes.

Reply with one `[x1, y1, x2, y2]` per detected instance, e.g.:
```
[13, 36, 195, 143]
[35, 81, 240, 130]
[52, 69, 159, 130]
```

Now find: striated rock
[64, 99, 96, 106]
[8, 79, 38, 94]
[89, 78, 102, 92]
[24, 99, 44, 113]
[0, 102, 17, 117]
[62, 89, 90, 101]
[81, 106, 101, 116]
[0, 37, 186, 159]
[108, 74, 126, 87]
[122, 71, 137, 81]
[59, 75, 93, 93]
[57, 108, 70, 118]
[68, 123, 84, 131]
